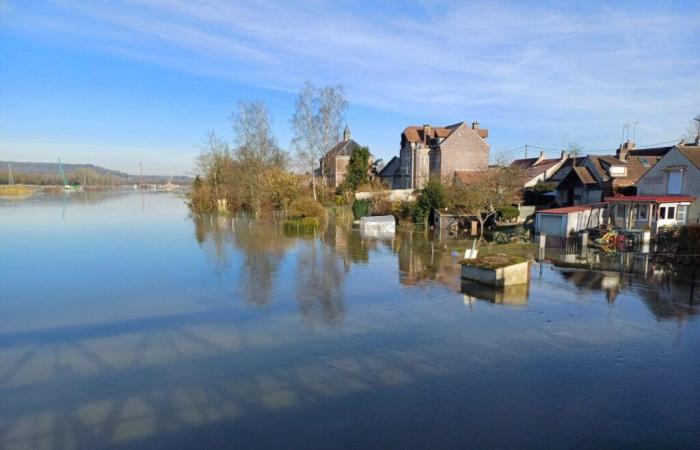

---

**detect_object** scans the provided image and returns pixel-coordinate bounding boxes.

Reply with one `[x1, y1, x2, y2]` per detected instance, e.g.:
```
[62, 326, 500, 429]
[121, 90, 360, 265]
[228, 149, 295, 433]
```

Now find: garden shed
[535, 203, 607, 237]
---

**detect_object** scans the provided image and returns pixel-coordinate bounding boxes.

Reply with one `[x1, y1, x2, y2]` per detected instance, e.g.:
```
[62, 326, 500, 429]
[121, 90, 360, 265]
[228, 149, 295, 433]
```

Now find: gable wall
[437, 124, 489, 179]
[637, 147, 700, 223]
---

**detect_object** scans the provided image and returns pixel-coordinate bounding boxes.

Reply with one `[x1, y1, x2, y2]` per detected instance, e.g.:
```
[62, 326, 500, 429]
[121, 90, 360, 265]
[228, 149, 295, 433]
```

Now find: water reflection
[2, 193, 699, 450]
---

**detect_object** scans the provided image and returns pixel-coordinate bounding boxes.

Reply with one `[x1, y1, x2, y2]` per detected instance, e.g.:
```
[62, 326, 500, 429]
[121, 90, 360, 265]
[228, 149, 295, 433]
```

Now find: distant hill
[0, 161, 193, 185]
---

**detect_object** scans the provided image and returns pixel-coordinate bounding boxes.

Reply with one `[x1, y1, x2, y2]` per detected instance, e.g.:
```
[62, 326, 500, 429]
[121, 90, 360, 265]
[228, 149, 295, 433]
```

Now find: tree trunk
[311, 170, 317, 202]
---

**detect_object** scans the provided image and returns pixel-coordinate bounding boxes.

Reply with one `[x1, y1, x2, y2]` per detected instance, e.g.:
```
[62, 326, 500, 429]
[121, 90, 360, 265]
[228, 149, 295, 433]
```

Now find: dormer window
[609, 166, 627, 177]
[665, 167, 686, 194]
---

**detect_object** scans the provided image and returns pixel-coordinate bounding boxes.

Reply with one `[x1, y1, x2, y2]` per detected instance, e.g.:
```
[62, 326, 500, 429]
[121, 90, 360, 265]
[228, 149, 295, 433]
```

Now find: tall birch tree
[290, 81, 348, 201]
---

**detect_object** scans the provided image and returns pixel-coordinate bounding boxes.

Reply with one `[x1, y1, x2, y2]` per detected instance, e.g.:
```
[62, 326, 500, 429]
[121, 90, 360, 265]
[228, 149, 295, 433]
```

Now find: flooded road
[1, 192, 699, 449]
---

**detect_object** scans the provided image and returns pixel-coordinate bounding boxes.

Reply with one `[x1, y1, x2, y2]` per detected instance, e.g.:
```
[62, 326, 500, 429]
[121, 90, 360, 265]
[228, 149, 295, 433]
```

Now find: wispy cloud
[4, 0, 700, 148]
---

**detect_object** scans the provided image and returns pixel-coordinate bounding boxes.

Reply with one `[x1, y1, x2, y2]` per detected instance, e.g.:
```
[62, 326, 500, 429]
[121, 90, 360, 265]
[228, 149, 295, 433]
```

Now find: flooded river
[1, 191, 699, 449]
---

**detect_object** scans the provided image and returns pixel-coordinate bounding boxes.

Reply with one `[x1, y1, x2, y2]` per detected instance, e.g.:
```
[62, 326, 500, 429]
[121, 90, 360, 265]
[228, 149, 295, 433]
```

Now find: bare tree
[231, 100, 286, 217]
[290, 81, 348, 201]
[195, 131, 231, 199]
[567, 142, 583, 166]
[449, 164, 520, 241]
[682, 115, 700, 144]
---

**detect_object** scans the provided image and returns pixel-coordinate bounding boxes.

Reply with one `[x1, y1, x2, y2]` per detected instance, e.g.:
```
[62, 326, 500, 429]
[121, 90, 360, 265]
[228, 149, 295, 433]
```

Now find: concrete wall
[355, 189, 416, 202]
[637, 147, 700, 224]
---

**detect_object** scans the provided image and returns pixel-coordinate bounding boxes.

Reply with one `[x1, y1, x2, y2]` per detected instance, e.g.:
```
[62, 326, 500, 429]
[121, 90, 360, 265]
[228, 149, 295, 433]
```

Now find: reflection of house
[549, 141, 671, 206]
[379, 121, 489, 189]
[634, 142, 700, 224]
[320, 126, 372, 188]
[510, 151, 569, 188]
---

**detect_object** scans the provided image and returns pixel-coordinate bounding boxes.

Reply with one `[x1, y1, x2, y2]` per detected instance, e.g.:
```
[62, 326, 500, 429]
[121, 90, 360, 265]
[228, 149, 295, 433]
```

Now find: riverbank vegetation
[189, 81, 521, 239]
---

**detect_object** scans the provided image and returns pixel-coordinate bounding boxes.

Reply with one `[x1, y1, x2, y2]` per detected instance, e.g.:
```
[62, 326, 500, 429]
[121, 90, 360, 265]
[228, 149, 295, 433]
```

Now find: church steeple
[343, 125, 351, 142]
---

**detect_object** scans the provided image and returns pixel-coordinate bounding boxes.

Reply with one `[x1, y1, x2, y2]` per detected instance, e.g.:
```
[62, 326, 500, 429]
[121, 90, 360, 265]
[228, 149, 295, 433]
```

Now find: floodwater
[1, 191, 699, 450]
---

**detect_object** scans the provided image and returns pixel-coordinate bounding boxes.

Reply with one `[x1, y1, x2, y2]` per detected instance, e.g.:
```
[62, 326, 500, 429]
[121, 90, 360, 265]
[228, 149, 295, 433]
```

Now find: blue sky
[1, 0, 699, 175]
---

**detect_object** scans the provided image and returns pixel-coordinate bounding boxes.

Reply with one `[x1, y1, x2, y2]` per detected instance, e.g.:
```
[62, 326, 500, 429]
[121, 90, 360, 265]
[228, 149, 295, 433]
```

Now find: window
[638, 204, 648, 220]
[616, 204, 627, 219]
[677, 205, 688, 224]
[640, 158, 650, 167]
[659, 206, 667, 219]
[609, 166, 626, 177]
[667, 171, 683, 194]
[667, 206, 676, 219]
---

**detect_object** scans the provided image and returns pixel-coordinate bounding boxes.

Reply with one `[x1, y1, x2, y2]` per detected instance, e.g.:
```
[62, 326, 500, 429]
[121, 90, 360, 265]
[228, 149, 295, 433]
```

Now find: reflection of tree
[191, 217, 293, 306]
[295, 239, 346, 327]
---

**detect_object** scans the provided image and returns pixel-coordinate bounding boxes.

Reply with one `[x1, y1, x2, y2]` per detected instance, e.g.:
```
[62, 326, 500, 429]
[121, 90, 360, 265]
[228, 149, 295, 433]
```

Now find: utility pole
[139, 161, 143, 189]
[8, 162, 14, 185]
[524, 145, 528, 159]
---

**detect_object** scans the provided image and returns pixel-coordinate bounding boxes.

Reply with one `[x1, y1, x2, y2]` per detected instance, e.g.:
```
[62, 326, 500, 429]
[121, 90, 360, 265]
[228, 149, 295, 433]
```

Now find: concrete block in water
[359, 215, 396, 237]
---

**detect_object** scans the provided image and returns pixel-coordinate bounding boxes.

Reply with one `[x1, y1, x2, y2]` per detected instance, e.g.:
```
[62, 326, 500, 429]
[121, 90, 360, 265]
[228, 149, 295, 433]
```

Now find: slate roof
[322, 139, 362, 160]
[378, 156, 401, 177]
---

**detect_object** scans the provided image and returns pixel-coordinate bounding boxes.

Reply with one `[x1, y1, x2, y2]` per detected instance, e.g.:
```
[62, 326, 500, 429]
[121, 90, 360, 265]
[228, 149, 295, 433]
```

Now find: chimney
[423, 124, 431, 144]
[561, 150, 569, 160]
[616, 140, 635, 161]
[343, 125, 351, 142]
[471, 121, 480, 130]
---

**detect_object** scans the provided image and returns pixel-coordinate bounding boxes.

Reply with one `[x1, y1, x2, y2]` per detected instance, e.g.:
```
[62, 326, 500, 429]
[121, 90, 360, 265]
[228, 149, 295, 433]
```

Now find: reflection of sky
[1, 193, 699, 449]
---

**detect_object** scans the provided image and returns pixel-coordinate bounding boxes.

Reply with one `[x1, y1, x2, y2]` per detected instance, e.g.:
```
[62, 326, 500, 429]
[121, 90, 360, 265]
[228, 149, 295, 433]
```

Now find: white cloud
[4, 0, 700, 150]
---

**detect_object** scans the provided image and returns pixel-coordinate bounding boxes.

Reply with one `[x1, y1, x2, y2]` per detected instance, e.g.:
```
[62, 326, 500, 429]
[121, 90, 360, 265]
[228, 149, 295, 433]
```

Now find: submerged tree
[231, 100, 287, 217]
[448, 164, 520, 241]
[291, 81, 348, 201]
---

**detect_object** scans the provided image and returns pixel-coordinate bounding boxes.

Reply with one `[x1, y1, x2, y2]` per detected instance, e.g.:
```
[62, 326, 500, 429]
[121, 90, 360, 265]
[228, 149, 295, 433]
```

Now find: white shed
[535, 203, 607, 237]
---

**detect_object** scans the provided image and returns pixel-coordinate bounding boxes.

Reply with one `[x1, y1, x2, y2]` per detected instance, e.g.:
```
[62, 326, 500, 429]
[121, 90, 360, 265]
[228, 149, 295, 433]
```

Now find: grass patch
[459, 254, 528, 269]
[0, 185, 32, 196]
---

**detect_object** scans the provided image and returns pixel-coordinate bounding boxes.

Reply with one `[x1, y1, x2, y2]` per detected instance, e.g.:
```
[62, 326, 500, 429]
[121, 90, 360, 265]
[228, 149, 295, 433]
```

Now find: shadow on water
[1, 194, 699, 450]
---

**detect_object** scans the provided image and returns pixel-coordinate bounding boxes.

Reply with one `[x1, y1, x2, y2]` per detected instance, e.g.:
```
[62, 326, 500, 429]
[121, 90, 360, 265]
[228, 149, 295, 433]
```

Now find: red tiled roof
[402, 122, 488, 144]
[678, 146, 700, 169]
[537, 203, 607, 215]
[605, 195, 695, 203]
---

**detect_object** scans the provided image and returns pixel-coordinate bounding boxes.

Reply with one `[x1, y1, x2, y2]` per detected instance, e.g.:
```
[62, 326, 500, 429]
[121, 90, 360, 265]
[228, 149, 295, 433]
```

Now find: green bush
[413, 179, 446, 227]
[657, 224, 700, 254]
[392, 200, 414, 223]
[497, 205, 519, 222]
[352, 198, 372, 219]
[289, 196, 325, 219]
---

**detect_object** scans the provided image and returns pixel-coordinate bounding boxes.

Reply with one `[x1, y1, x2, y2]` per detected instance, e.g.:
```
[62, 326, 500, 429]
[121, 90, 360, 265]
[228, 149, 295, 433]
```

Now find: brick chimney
[616, 140, 635, 162]
[472, 121, 480, 130]
[422, 124, 431, 144]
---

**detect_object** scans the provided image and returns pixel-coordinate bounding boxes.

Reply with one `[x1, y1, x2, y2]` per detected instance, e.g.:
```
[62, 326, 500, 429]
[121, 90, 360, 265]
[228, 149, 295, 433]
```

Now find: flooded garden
[1, 191, 699, 449]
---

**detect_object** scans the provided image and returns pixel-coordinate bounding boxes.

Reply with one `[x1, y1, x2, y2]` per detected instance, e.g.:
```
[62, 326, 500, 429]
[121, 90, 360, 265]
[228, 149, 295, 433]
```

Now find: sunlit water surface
[1, 191, 699, 449]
